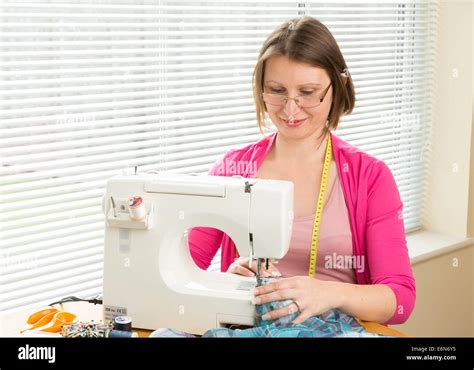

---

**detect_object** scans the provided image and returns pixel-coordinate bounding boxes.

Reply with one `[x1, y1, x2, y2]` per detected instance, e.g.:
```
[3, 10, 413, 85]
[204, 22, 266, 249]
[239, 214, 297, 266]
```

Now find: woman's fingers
[260, 302, 300, 322]
[266, 265, 282, 277]
[229, 264, 255, 277]
[228, 257, 255, 276]
[227, 257, 282, 277]
[291, 310, 312, 325]
[250, 259, 282, 277]
[252, 288, 294, 305]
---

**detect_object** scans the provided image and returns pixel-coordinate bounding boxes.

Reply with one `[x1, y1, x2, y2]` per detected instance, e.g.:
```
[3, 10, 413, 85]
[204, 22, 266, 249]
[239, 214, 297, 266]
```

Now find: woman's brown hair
[252, 16, 355, 136]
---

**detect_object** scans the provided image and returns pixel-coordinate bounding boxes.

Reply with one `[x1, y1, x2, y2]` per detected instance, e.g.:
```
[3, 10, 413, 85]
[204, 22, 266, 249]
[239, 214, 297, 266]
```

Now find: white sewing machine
[102, 172, 294, 335]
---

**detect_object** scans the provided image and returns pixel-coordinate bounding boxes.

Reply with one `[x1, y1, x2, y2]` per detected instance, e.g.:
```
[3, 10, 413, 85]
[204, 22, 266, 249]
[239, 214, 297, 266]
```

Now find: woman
[188, 16, 415, 326]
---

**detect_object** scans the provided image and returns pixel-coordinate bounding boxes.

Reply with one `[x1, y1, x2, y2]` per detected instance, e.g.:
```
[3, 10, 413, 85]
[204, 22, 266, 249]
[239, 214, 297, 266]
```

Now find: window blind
[0, 0, 438, 312]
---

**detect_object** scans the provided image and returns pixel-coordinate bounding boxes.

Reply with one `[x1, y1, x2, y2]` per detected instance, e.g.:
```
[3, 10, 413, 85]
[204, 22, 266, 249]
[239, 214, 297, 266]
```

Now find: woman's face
[263, 55, 333, 140]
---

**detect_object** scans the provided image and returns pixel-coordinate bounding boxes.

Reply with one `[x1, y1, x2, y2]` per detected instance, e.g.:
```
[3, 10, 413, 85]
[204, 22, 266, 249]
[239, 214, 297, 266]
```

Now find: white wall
[394, 0, 474, 337]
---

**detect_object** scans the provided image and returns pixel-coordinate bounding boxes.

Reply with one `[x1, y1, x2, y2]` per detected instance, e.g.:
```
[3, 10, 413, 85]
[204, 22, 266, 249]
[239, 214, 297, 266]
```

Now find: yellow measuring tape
[308, 132, 332, 278]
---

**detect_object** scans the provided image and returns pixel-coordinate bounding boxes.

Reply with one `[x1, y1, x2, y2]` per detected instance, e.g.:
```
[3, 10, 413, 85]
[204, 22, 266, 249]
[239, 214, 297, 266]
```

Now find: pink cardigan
[188, 131, 416, 325]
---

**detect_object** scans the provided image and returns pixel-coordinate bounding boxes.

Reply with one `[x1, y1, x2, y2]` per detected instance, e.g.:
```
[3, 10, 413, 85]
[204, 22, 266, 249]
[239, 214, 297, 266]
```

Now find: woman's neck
[272, 127, 329, 166]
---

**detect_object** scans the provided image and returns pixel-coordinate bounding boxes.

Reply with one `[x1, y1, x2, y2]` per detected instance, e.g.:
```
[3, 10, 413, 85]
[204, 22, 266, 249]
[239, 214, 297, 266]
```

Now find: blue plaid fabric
[203, 308, 384, 338]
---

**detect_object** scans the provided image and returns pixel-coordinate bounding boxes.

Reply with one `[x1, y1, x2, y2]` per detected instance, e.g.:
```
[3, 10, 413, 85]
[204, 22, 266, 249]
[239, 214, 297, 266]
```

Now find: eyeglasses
[261, 83, 332, 109]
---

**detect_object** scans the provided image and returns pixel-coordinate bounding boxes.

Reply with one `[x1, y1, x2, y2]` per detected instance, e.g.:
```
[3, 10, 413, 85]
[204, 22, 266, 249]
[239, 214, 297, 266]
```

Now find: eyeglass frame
[260, 82, 332, 109]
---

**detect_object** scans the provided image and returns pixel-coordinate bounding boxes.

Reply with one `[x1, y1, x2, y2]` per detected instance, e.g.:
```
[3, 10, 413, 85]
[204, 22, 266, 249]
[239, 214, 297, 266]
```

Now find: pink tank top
[276, 173, 357, 283]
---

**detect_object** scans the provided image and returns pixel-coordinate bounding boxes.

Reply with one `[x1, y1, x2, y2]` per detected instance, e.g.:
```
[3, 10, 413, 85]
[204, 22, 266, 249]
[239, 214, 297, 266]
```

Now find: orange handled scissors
[22, 307, 77, 333]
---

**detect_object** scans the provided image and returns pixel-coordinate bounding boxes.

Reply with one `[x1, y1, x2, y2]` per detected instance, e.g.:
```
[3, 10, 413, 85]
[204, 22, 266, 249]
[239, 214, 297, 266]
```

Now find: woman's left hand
[252, 276, 344, 325]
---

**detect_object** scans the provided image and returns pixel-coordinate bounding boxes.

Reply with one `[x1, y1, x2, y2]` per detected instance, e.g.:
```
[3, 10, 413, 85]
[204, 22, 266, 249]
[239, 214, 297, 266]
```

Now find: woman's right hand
[226, 257, 282, 278]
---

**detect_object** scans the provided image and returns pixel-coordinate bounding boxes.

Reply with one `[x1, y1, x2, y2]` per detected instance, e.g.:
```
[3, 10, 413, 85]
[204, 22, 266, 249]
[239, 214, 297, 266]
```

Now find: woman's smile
[282, 118, 307, 127]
